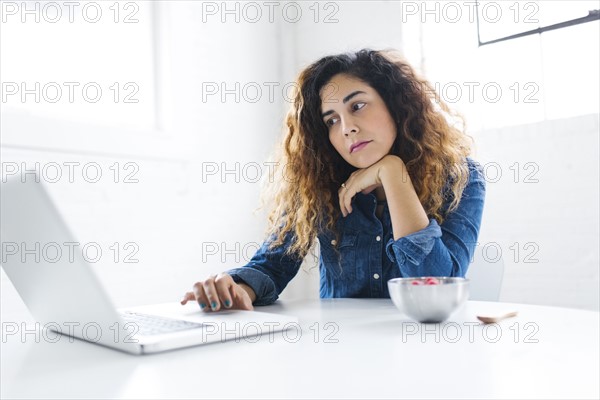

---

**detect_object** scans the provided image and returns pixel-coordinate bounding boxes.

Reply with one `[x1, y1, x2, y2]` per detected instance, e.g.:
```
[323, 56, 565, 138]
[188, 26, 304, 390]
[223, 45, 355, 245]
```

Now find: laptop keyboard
[119, 311, 205, 336]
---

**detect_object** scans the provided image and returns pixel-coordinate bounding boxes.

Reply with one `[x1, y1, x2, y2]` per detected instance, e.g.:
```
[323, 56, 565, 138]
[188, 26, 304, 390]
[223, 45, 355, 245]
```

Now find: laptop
[0, 174, 299, 355]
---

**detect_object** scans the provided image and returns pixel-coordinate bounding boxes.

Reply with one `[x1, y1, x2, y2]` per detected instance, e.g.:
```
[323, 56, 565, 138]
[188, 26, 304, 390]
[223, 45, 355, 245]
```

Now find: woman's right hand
[180, 272, 254, 312]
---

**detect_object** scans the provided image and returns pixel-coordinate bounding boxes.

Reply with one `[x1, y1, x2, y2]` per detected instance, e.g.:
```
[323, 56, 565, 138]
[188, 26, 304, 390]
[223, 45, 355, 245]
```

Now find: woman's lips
[350, 140, 372, 153]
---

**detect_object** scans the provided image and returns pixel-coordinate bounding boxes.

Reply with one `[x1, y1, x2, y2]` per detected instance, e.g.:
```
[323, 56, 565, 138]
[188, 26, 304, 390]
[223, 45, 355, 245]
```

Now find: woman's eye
[352, 102, 366, 111]
[325, 103, 364, 127]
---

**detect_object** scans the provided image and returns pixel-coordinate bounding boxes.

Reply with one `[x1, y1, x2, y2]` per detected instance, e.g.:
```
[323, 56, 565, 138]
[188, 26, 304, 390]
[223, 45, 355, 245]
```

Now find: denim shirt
[227, 158, 486, 306]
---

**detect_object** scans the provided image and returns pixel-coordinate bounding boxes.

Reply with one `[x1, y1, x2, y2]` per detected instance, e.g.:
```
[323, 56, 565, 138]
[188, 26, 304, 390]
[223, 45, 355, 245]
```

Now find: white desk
[2, 299, 599, 399]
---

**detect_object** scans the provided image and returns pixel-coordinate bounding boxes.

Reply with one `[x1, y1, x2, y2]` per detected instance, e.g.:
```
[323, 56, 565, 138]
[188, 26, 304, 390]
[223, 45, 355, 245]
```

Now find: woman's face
[320, 73, 397, 169]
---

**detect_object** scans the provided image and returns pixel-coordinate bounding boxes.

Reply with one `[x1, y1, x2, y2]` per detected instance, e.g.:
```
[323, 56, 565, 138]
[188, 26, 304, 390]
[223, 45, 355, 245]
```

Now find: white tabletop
[2, 298, 599, 399]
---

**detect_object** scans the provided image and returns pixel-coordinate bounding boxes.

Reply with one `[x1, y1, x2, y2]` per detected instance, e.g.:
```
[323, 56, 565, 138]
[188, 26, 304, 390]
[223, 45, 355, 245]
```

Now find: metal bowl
[387, 277, 470, 323]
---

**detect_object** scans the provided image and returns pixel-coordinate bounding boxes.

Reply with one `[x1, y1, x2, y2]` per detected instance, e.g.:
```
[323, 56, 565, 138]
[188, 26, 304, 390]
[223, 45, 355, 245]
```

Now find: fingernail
[199, 303, 206, 309]
[211, 301, 218, 310]
[224, 300, 231, 308]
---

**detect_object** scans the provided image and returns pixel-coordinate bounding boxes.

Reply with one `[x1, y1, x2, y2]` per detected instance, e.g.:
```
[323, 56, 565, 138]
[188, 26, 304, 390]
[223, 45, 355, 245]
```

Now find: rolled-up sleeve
[385, 160, 486, 277]
[227, 232, 303, 306]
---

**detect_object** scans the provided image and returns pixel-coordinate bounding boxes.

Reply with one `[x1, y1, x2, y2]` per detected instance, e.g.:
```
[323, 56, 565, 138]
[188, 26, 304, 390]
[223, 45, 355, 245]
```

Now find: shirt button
[376, 235, 381, 242]
[373, 273, 380, 279]
[331, 240, 337, 246]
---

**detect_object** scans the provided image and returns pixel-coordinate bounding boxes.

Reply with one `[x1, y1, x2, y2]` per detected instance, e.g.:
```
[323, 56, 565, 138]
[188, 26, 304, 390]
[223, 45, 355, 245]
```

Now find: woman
[181, 48, 486, 311]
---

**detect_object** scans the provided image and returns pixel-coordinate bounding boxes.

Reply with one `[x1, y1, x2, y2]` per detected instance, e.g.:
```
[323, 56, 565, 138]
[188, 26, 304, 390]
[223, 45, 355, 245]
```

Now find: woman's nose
[342, 118, 359, 136]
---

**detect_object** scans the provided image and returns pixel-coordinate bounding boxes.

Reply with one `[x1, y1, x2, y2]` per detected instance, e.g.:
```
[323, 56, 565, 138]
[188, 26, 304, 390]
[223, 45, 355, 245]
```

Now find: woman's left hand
[338, 155, 404, 217]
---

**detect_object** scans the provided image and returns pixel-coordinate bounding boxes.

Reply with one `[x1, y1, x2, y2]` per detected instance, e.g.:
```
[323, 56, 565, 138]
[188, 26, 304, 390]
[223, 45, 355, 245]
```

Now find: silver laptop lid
[1, 174, 137, 353]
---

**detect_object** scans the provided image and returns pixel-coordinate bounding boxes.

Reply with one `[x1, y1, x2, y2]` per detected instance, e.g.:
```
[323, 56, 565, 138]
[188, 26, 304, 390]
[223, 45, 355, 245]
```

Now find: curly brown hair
[261, 48, 473, 259]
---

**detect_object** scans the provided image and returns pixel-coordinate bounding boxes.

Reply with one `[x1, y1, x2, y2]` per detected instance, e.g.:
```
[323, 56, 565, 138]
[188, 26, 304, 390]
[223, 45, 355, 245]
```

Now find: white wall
[2, 1, 598, 317]
[274, 0, 406, 301]
[284, 112, 600, 311]
[473, 114, 599, 310]
[277, 1, 600, 311]
[1, 1, 286, 316]
[410, 1, 600, 310]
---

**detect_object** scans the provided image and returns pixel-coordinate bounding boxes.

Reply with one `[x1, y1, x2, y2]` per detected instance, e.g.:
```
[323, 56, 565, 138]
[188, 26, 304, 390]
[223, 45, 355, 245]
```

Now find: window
[477, 0, 599, 46]
[1, 1, 156, 130]
[408, 0, 599, 131]
[1, 1, 185, 159]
